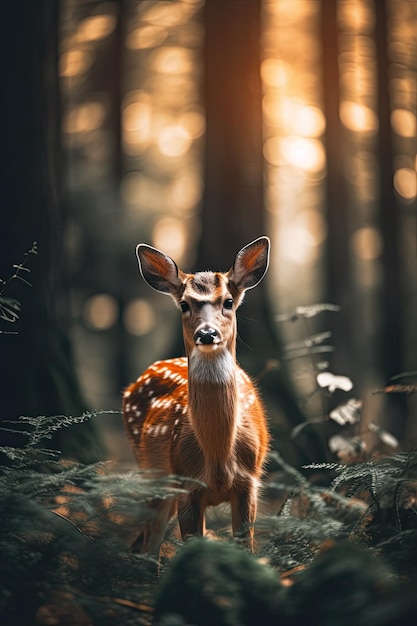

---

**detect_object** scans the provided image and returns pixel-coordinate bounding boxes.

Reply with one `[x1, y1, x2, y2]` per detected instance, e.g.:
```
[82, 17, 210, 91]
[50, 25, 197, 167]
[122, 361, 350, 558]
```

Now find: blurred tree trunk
[321, 0, 354, 382]
[374, 1, 406, 438]
[198, 0, 307, 445]
[0, 0, 105, 462]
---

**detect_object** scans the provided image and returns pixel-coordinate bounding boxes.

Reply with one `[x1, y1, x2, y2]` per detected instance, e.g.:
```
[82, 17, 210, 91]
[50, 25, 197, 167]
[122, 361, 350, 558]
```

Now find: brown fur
[123, 237, 270, 556]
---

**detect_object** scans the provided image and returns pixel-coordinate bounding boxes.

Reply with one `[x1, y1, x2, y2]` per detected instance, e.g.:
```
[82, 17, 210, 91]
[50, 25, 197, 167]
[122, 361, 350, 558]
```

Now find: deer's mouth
[196, 342, 221, 353]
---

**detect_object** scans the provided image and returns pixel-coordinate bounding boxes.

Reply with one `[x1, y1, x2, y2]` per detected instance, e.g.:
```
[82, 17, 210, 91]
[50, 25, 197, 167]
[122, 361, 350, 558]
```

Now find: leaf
[390, 371, 417, 381]
[286, 332, 332, 351]
[317, 372, 353, 393]
[374, 384, 417, 395]
[275, 303, 341, 322]
[0, 296, 21, 322]
[284, 332, 335, 360]
[368, 423, 399, 449]
[329, 399, 362, 425]
[328, 436, 366, 463]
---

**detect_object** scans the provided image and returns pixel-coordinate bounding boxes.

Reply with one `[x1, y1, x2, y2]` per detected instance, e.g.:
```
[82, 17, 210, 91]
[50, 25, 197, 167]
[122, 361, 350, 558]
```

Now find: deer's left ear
[228, 236, 270, 292]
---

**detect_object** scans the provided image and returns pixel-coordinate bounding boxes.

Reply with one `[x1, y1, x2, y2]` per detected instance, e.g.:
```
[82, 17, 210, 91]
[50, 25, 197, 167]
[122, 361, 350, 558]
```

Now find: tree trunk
[374, 0, 406, 438]
[0, 0, 105, 462]
[321, 0, 354, 380]
[199, 0, 307, 444]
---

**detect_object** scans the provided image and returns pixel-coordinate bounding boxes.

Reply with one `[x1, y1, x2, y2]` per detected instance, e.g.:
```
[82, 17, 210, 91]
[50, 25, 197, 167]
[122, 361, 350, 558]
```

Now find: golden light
[152, 217, 187, 260]
[141, 1, 185, 27]
[263, 136, 282, 167]
[393, 168, 416, 199]
[281, 137, 326, 173]
[122, 100, 152, 151]
[391, 109, 416, 138]
[156, 124, 192, 157]
[151, 47, 194, 74]
[262, 94, 282, 127]
[351, 227, 383, 261]
[77, 14, 116, 43]
[279, 227, 318, 265]
[60, 49, 93, 78]
[63, 102, 106, 134]
[168, 173, 202, 212]
[83, 294, 118, 330]
[261, 58, 287, 88]
[123, 101, 151, 132]
[180, 111, 205, 138]
[278, 210, 327, 265]
[338, 0, 374, 32]
[126, 25, 167, 50]
[124, 299, 155, 336]
[340, 101, 378, 133]
[281, 100, 326, 137]
[293, 105, 326, 137]
[263, 97, 325, 137]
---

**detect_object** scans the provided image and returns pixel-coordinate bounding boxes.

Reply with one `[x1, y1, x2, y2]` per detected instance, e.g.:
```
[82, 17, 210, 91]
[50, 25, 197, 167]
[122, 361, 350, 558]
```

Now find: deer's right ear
[136, 244, 183, 295]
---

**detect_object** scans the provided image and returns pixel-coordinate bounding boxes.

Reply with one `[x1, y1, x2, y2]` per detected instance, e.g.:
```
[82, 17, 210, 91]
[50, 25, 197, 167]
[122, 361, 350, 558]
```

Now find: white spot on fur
[150, 397, 174, 410]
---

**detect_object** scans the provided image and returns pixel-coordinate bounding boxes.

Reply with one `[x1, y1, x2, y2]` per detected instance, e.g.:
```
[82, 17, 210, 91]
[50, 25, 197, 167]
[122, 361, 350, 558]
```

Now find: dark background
[1, 0, 416, 464]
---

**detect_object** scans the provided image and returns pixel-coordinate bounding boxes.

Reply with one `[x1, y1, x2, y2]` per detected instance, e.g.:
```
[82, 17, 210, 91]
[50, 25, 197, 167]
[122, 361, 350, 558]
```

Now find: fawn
[123, 237, 270, 556]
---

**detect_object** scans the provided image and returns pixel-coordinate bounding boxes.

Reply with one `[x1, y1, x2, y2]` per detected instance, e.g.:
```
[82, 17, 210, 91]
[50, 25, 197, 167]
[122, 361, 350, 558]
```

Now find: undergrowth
[1, 267, 417, 625]
[1, 412, 417, 625]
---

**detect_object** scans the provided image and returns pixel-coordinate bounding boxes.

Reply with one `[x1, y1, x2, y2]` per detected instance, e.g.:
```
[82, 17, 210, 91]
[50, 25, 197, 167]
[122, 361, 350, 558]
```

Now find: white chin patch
[196, 343, 220, 353]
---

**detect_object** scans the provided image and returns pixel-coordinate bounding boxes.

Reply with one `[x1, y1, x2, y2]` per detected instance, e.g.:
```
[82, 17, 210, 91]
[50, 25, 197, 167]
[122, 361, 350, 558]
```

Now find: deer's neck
[188, 349, 238, 483]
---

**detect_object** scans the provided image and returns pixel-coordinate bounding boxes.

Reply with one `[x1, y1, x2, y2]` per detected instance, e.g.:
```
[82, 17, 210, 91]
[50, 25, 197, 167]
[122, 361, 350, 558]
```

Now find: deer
[123, 236, 270, 559]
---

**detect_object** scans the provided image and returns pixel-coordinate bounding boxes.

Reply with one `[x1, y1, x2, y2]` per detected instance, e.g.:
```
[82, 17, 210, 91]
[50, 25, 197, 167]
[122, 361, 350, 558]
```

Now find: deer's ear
[228, 236, 270, 292]
[136, 244, 184, 295]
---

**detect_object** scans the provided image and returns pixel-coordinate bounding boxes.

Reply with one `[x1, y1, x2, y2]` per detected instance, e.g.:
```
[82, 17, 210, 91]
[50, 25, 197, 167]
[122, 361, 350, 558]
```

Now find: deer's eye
[180, 301, 190, 313]
[223, 299, 234, 310]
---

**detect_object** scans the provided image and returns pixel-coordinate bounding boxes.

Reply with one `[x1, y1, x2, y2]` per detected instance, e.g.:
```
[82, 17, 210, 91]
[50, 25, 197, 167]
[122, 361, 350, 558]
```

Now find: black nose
[194, 327, 219, 345]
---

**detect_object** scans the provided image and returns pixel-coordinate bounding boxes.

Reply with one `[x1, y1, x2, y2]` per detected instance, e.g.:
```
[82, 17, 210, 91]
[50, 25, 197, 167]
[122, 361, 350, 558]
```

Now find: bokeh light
[60, 49, 93, 78]
[280, 137, 326, 173]
[351, 227, 383, 261]
[152, 216, 187, 260]
[77, 14, 116, 43]
[393, 168, 416, 199]
[340, 101, 378, 133]
[156, 124, 192, 157]
[64, 101, 107, 134]
[124, 299, 155, 335]
[83, 294, 118, 330]
[151, 47, 194, 74]
[391, 108, 416, 138]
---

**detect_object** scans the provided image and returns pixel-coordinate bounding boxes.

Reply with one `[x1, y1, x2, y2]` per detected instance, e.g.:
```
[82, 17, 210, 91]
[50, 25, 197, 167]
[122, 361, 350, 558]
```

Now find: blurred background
[2, 0, 417, 464]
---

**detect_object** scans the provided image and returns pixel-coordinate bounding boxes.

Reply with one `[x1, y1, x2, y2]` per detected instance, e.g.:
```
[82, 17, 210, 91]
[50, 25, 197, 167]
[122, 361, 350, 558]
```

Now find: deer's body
[123, 237, 270, 555]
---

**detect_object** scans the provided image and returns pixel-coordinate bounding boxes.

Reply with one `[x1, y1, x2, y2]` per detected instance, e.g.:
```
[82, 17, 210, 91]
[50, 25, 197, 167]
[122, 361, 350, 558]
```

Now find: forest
[1, 0, 417, 624]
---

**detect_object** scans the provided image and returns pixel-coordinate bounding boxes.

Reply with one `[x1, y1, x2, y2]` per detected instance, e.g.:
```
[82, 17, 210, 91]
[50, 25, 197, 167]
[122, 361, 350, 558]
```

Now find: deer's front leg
[230, 483, 257, 551]
[177, 492, 205, 540]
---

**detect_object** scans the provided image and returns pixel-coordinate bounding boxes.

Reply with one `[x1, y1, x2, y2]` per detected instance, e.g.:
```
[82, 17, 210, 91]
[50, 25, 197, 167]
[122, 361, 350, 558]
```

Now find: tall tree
[321, 0, 354, 381]
[0, 0, 104, 461]
[374, 0, 406, 438]
[199, 0, 307, 445]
